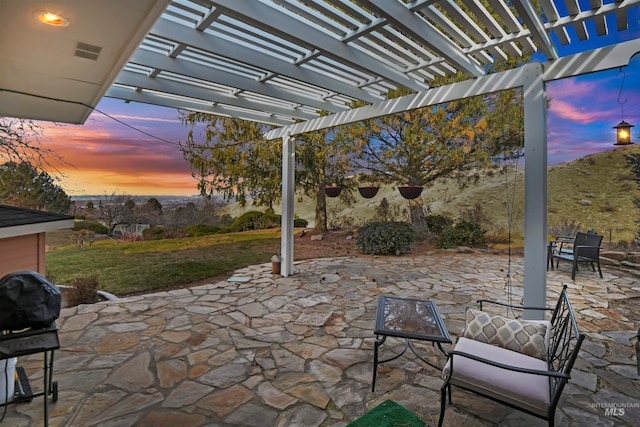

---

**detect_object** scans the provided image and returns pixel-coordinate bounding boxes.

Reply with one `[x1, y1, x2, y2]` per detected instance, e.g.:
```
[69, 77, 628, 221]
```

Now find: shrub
[70, 229, 95, 247]
[65, 276, 99, 307]
[186, 224, 221, 237]
[357, 221, 416, 255]
[73, 220, 109, 234]
[142, 227, 164, 240]
[229, 211, 281, 232]
[426, 214, 453, 234]
[294, 217, 308, 228]
[549, 219, 581, 238]
[163, 228, 189, 239]
[437, 221, 487, 249]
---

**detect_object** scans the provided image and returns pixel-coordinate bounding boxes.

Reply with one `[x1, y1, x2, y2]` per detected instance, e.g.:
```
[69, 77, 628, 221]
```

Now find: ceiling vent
[74, 42, 102, 60]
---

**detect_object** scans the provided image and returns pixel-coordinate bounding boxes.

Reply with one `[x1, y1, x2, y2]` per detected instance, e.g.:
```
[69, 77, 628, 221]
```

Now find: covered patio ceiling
[2, 0, 639, 126]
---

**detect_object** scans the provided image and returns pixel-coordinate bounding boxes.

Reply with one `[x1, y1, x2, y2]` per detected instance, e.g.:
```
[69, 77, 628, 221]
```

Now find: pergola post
[280, 131, 295, 276]
[522, 62, 548, 319]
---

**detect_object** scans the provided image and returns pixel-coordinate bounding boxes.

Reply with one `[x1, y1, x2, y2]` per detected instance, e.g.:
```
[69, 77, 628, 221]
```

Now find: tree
[95, 192, 131, 233]
[1, 118, 54, 166]
[295, 128, 354, 231]
[0, 161, 71, 213]
[179, 113, 282, 209]
[335, 62, 525, 231]
[137, 198, 163, 226]
[179, 112, 354, 231]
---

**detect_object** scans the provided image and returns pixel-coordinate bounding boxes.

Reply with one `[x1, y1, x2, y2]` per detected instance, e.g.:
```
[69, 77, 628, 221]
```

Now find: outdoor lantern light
[614, 120, 634, 145]
[613, 68, 634, 146]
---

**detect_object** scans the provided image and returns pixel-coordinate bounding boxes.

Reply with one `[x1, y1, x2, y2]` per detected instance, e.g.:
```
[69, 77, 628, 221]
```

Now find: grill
[0, 271, 61, 427]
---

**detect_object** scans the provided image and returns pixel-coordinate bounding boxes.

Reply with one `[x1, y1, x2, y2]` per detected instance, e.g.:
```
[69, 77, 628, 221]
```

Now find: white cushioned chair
[438, 285, 584, 427]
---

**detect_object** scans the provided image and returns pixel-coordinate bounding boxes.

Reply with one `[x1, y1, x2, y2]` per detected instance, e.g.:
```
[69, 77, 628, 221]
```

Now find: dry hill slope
[221, 145, 640, 244]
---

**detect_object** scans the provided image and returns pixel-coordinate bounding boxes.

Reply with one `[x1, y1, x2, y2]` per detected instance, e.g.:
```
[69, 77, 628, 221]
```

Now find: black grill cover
[0, 271, 61, 331]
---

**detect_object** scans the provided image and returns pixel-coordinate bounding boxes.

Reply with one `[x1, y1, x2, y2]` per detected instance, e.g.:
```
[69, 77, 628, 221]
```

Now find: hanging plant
[325, 186, 342, 198]
[358, 186, 379, 198]
[398, 185, 423, 200]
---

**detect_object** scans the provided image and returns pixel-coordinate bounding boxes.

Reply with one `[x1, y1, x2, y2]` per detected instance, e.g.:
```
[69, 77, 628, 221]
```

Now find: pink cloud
[548, 99, 602, 123]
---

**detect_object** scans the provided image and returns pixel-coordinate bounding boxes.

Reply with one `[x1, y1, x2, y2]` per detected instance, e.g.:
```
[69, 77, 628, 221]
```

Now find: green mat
[346, 400, 426, 427]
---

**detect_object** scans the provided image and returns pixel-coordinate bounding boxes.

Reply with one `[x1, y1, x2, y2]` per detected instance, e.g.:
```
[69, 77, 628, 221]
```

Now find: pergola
[2, 0, 640, 317]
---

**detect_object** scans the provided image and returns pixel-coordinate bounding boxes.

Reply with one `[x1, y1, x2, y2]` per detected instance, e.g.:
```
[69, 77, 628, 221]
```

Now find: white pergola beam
[151, 17, 381, 104]
[127, 49, 346, 114]
[212, 0, 426, 92]
[105, 86, 293, 126]
[522, 62, 548, 319]
[280, 131, 295, 276]
[114, 70, 318, 121]
[512, 0, 558, 60]
[266, 38, 640, 140]
[362, 0, 486, 77]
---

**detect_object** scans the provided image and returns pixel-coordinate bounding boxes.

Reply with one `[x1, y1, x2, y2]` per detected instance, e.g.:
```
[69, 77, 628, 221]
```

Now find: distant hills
[222, 145, 640, 244]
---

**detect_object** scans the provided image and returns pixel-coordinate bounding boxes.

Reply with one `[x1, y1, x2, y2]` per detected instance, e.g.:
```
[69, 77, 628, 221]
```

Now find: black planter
[358, 186, 379, 198]
[325, 186, 342, 198]
[398, 186, 423, 200]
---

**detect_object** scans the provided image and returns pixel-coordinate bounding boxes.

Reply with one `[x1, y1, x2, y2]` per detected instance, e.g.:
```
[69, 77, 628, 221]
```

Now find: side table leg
[372, 335, 386, 392]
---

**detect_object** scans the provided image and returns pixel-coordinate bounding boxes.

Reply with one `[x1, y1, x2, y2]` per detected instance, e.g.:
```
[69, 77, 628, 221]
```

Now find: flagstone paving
[4, 252, 640, 426]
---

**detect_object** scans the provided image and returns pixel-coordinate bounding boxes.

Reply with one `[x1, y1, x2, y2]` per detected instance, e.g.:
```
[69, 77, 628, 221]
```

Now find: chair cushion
[443, 337, 551, 415]
[462, 309, 548, 360]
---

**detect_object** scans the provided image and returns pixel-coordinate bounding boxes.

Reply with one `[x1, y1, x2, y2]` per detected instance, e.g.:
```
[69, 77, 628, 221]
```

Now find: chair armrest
[574, 245, 599, 251]
[447, 350, 570, 379]
[477, 299, 552, 312]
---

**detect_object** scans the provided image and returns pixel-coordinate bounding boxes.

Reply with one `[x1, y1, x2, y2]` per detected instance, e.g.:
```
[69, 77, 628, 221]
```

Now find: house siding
[0, 233, 45, 279]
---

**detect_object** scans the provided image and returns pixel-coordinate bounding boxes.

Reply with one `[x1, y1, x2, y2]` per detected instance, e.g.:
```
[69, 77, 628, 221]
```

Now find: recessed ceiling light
[35, 11, 69, 27]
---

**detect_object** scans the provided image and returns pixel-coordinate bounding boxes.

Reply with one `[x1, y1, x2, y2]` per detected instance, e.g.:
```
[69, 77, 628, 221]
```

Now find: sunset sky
[39, 51, 640, 197]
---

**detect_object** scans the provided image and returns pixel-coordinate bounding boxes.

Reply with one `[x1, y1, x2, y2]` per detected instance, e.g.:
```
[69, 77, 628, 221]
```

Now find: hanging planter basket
[325, 186, 342, 198]
[358, 186, 379, 199]
[398, 185, 423, 200]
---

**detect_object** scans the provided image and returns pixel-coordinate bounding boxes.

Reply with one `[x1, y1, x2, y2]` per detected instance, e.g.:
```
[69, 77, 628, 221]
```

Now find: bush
[65, 276, 99, 307]
[294, 217, 308, 228]
[142, 227, 164, 240]
[357, 221, 416, 255]
[437, 221, 487, 249]
[229, 211, 281, 232]
[549, 219, 581, 238]
[73, 220, 109, 234]
[426, 214, 453, 234]
[186, 224, 221, 237]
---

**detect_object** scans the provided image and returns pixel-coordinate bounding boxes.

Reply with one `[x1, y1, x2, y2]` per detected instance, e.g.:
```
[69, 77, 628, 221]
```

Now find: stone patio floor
[3, 252, 640, 426]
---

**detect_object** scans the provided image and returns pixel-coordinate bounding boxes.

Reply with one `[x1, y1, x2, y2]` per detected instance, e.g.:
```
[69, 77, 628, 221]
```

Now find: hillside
[221, 145, 640, 244]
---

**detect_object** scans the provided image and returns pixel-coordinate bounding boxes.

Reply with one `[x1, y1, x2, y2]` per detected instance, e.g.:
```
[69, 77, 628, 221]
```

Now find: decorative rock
[275, 404, 328, 427]
[258, 382, 299, 410]
[162, 380, 211, 408]
[200, 363, 249, 388]
[157, 359, 187, 388]
[197, 384, 253, 417]
[104, 352, 155, 391]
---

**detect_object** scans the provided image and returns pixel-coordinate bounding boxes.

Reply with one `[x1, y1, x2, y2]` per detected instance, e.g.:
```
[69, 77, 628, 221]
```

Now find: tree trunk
[408, 199, 428, 236]
[315, 186, 328, 231]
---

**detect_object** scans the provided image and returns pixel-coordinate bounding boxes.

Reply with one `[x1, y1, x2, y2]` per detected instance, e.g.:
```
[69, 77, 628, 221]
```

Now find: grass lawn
[46, 230, 281, 296]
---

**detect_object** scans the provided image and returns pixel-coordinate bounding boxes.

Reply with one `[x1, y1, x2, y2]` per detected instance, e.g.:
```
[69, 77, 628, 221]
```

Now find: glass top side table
[372, 295, 451, 392]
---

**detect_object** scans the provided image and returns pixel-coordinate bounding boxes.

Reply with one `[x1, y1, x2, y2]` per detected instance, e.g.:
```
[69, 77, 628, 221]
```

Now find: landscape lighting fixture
[35, 11, 69, 27]
[613, 68, 634, 146]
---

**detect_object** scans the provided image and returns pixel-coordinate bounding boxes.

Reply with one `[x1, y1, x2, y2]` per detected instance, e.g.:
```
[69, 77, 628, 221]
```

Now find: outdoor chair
[438, 285, 584, 427]
[548, 231, 603, 280]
